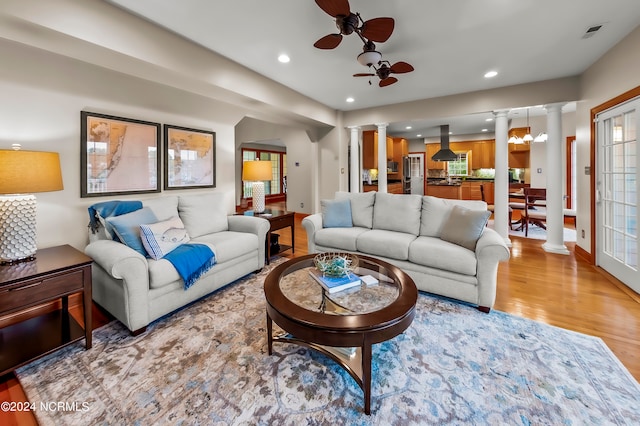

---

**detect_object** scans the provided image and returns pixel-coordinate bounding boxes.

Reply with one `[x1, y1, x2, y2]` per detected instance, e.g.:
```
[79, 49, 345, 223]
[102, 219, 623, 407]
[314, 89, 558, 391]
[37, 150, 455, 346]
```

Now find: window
[447, 152, 470, 176]
[242, 148, 287, 200]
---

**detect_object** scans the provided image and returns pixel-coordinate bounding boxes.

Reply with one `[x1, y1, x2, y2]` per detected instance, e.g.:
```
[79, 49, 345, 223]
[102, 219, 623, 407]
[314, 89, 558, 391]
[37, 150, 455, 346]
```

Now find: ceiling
[106, 0, 639, 137]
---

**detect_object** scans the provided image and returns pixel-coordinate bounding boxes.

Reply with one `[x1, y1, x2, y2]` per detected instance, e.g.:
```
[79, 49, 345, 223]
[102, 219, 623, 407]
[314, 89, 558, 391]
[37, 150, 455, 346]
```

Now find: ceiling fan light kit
[357, 50, 382, 67]
[314, 0, 413, 87]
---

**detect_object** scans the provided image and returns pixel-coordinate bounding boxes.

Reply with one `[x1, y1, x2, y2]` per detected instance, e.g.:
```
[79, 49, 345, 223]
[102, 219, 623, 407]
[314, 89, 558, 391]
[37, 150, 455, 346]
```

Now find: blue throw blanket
[88, 200, 142, 237]
[164, 244, 216, 290]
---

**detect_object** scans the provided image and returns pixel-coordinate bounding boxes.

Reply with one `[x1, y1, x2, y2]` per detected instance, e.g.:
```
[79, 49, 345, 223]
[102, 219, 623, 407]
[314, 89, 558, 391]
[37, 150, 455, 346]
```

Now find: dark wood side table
[0, 245, 93, 376]
[238, 208, 295, 264]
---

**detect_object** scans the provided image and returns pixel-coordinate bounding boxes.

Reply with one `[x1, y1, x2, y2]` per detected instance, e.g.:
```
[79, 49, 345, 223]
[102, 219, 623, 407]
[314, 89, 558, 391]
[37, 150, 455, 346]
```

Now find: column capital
[347, 125, 361, 130]
[375, 122, 389, 128]
[493, 110, 509, 118]
[544, 102, 566, 113]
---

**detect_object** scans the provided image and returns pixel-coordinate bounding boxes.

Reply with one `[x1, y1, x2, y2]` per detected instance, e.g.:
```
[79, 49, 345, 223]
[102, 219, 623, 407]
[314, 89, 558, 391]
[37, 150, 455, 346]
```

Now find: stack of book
[308, 269, 361, 294]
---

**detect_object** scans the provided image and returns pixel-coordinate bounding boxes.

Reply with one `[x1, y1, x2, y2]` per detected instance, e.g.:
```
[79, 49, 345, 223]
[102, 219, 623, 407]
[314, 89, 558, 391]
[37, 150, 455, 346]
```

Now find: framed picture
[163, 124, 216, 190]
[81, 111, 161, 197]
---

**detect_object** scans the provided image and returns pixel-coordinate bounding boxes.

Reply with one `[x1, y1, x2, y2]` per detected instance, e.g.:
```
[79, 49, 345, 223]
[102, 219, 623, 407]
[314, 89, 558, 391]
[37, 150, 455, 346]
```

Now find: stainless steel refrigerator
[402, 156, 411, 194]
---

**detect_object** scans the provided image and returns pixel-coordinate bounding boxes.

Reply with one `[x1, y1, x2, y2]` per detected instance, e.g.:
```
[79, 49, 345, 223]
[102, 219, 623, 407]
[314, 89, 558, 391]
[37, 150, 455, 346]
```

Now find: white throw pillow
[140, 216, 190, 260]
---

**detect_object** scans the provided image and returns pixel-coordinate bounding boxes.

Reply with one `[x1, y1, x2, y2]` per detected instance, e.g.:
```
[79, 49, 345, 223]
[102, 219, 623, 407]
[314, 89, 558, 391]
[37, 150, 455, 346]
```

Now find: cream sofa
[85, 193, 270, 334]
[302, 192, 510, 312]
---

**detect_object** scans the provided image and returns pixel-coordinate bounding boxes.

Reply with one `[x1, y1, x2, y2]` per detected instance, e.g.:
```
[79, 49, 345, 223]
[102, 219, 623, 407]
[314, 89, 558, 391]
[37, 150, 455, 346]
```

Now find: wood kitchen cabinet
[471, 140, 495, 169]
[425, 184, 461, 199]
[508, 144, 530, 168]
[363, 131, 393, 170]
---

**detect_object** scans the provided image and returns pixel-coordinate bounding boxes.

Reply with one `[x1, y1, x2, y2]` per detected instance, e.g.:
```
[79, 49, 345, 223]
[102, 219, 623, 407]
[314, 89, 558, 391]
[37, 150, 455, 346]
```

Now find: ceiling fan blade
[315, 0, 350, 17]
[313, 33, 343, 49]
[390, 61, 414, 74]
[360, 17, 395, 42]
[353, 73, 375, 77]
[379, 77, 398, 87]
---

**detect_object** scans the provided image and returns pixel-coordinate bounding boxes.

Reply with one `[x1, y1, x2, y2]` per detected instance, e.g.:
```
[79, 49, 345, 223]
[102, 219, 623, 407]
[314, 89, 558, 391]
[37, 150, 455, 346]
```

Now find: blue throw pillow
[106, 207, 158, 255]
[321, 198, 353, 228]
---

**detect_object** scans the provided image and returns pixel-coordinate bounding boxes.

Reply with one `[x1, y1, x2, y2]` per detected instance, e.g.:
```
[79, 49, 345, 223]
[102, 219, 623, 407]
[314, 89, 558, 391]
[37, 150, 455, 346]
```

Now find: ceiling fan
[354, 60, 414, 87]
[313, 0, 395, 50]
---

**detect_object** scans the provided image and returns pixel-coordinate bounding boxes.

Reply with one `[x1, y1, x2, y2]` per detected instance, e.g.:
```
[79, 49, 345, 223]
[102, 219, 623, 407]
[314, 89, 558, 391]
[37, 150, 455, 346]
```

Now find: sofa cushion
[321, 198, 353, 228]
[315, 227, 369, 252]
[420, 196, 488, 237]
[148, 230, 259, 289]
[140, 216, 190, 260]
[335, 191, 375, 228]
[372, 193, 422, 235]
[143, 196, 179, 221]
[440, 205, 491, 251]
[191, 231, 259, 264]
[356, 229, 417, 261]
[106, 207, 157, 256]
[178, 193, 228, 238]
[409, 236, 478, 276]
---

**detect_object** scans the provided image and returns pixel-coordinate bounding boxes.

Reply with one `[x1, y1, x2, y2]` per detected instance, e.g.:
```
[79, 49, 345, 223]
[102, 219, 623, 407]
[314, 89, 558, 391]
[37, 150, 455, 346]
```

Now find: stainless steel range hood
[430, 124, 458, 161]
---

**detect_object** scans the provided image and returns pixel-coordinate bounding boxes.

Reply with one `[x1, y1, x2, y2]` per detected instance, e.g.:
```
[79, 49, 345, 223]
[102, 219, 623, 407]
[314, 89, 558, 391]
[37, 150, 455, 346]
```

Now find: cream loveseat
[302, 192, 510, 312]
[85, 193, 270, 334]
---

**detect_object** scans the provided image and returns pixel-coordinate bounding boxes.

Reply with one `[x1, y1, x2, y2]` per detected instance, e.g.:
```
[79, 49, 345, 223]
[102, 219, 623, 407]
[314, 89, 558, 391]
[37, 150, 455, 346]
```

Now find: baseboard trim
[574, 245, 594, 264]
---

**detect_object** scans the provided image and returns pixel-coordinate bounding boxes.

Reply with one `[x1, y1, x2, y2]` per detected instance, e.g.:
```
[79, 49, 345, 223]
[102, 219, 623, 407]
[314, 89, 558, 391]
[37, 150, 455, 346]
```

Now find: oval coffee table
[264, 253, 418, 415]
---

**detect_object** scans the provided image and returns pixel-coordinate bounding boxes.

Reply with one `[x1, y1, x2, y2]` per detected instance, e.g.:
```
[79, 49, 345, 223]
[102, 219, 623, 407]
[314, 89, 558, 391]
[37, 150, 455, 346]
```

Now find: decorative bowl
[313, 252, 359, 277]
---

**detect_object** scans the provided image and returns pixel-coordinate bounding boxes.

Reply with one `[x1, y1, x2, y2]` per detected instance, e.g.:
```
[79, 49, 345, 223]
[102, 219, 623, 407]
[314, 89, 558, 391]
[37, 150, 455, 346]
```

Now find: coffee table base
[267, 312, 374, 415]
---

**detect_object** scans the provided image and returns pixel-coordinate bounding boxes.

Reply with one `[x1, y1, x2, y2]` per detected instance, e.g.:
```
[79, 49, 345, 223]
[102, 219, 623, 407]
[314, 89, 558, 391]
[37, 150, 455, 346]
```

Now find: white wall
[0, 39, 244, 251]
[575, 25, 640, 254]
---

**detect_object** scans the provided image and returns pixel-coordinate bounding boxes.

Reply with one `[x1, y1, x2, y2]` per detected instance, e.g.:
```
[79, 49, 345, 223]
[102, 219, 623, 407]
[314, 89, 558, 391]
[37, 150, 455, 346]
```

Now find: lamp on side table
[0, 145, 64, 264]
[242, 160, 272, 214]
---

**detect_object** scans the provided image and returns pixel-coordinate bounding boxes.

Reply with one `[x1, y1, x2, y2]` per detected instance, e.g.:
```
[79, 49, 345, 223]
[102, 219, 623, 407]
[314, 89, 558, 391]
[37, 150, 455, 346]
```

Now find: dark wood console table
[238, 208, 295, 264]
[0, 245, 93, 376]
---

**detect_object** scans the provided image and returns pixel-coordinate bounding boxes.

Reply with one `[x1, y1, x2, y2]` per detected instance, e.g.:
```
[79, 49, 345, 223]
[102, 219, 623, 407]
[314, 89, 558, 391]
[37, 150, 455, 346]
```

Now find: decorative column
[542, 103, 569, 254]
[349, 126, 361, 193]
[310, 140, 320, 214]
[493, 110, 511, 246]
[376, 122, 388, 193]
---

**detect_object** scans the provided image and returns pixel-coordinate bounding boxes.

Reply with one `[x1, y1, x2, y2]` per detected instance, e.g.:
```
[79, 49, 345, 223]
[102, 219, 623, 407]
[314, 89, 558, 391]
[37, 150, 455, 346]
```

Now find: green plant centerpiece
[313, 252, 359, 277]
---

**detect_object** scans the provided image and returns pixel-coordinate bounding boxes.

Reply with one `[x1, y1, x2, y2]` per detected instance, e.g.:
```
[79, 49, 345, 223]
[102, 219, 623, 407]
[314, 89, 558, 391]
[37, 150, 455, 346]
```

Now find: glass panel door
[597, 98, 639, 292]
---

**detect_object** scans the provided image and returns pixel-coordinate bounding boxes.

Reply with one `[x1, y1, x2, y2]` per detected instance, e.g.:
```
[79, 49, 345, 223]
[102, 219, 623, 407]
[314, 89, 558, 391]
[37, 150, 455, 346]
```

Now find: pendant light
[523, 108, 533, 143]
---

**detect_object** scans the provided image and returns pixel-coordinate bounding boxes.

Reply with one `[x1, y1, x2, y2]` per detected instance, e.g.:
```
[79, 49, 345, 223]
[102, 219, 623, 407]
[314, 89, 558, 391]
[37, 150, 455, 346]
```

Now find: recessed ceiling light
[346, 97, 355, 103]
[406, 126, 412, 130]
[484, 70, 498, 78]
[485, 118, 493, 122]
[416, 134, 422, 137]
[482, 128, 488, 132]
[278, 54, 290, 63]
[449, 131, 453, 135]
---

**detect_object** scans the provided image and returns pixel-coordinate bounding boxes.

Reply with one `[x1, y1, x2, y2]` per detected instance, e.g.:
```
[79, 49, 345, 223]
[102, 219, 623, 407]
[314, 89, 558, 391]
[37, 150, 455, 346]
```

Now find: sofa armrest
[474, 227, 510, 310]
[302, 213, 323, 253]
[85, 240, 149, 280]
[227, 215, 270, 268]
[476, 228, 510, 262]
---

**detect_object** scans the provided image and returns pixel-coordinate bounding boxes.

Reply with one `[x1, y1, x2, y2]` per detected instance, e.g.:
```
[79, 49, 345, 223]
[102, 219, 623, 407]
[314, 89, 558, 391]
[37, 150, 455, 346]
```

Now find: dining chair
[480, 184, 494, 213]
[508, 189, 526, 230]
[523, 187, 547, 236]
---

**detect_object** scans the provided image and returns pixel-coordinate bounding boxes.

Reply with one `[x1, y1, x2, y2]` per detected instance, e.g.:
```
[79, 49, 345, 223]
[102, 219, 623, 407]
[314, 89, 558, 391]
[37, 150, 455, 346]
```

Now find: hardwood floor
[2, 205, 639, 424]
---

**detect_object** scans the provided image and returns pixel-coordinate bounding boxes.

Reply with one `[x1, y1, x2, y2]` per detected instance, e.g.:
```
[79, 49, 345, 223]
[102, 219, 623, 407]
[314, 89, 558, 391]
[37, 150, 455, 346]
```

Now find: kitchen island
[426, 178, 494, 202]
[363, 180, 404, 194]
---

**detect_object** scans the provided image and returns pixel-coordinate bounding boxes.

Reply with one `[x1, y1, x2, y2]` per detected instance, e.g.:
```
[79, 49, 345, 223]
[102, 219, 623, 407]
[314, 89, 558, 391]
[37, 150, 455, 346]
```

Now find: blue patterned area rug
[17, 261, 640, 425]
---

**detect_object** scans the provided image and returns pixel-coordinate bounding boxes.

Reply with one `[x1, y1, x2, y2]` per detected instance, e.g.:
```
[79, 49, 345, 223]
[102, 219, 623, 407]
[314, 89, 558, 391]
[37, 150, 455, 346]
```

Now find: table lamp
[0, 146, 64, 263]
[242, 160, 272, 213]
